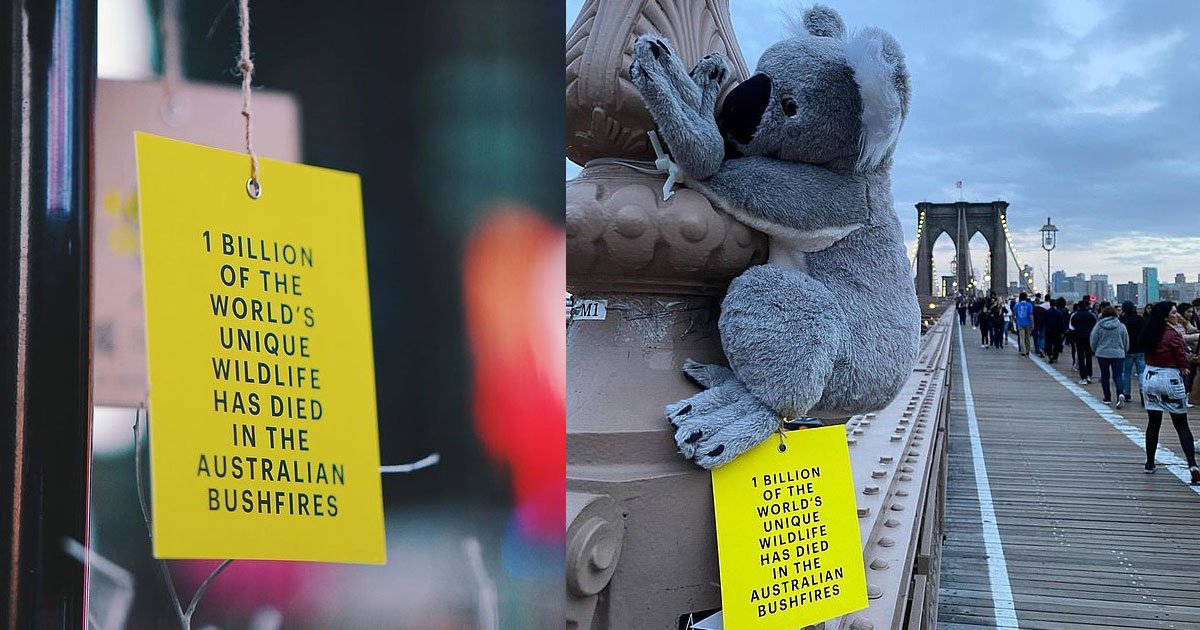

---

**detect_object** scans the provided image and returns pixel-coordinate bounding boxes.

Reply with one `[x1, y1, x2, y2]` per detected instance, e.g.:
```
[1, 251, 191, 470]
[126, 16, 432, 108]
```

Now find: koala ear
[800, 5, 846, 39]
[845, 27, 909, 171]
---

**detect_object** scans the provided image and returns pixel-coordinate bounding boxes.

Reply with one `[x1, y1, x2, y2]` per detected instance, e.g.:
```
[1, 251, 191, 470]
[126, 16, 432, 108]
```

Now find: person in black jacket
[978, 303, 992, 348]
[1120, 301, 1146, 405]
[991, 303, 1006, 349]
[1032, 298, 1047, 357]
[1042, 301, 1066, 363]
[969, 297, 984, 328]
[1071, 300, 1098, 384]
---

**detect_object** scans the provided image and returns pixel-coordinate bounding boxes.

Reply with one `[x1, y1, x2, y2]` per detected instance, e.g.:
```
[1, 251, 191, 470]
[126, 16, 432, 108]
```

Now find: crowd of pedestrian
[956, 291, 1200, 482]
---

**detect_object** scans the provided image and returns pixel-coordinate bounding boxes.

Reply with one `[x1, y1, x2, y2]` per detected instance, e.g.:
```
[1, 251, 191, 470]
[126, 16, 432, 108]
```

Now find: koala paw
[666, 382, 780, 468]
[690, 52, 728, 89]
[689, 52, 728, 114]
[630, 34, 702, 115]
[691, 52, 728, 83]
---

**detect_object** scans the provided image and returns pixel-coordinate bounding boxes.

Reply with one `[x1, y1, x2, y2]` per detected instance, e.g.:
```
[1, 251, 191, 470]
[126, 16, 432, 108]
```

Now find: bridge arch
[915, 201, 1009, 297]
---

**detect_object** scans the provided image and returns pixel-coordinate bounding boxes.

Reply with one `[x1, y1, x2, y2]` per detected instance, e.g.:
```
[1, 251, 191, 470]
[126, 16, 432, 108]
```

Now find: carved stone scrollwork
[567, 166, 766, 295]
[566, 0, 751, 164]
[566, 492, 625, 630]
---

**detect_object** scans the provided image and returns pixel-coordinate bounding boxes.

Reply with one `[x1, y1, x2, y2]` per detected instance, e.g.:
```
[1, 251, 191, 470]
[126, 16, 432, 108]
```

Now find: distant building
[1176, 273, 1187, 284]
[1052, 270, 1067, 293]
[1063, 275, 1086, 296]
[1160, 280, 1200, 303]
[1017, 264, 1035, 291]
[1086, 275, 1110, 303]
[1142, 267, 1160, 304]
[1116, 282, 1139, 305]
[940, 275, 955, 297]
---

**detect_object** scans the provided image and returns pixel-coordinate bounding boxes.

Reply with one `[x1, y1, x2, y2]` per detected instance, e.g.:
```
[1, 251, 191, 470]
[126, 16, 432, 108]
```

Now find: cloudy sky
[566, 0, 1200, 287]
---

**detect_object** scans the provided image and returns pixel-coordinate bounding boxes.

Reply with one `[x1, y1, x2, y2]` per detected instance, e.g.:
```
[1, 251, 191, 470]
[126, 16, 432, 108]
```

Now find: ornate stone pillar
[565, 1, 767, 627]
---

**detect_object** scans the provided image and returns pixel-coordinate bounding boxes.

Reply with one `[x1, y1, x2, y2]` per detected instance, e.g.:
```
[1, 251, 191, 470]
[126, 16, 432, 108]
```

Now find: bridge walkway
[938, 321, 1200, 629]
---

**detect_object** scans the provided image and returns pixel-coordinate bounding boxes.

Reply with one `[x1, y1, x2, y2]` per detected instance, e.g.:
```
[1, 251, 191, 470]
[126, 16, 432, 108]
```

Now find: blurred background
[88, 0, 564, 627]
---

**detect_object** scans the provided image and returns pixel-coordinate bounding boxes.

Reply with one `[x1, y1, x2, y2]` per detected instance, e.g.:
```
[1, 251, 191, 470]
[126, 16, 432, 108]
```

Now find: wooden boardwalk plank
[938, 324, 1200, 628]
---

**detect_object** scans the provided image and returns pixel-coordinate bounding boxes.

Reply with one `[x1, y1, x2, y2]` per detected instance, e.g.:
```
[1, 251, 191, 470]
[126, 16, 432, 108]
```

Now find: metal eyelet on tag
[246, 177, 262, 199]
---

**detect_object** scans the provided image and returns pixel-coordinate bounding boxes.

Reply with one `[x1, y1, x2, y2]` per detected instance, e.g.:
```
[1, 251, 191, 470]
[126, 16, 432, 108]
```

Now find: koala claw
[665, 399, 694, 426]
[647, 38, 668, 59]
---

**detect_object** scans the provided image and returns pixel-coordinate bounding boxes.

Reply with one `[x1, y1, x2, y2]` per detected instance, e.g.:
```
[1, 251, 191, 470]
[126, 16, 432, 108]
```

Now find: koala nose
[718, 73, 771, 146]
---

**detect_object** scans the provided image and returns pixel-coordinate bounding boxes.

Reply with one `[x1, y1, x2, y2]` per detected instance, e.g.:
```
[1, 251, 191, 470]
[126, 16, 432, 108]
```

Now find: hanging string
[161, 0, 182, 86]
[158, 0, 185, 126]
[237, 0, 261, 198]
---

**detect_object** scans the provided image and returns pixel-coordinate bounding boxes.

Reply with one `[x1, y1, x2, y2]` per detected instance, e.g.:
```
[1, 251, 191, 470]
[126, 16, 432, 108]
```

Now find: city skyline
[566, 0, 1200, 287]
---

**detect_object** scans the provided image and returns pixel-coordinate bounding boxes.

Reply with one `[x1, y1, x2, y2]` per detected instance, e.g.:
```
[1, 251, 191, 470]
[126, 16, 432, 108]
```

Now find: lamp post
[1041, 217, 1058, 293]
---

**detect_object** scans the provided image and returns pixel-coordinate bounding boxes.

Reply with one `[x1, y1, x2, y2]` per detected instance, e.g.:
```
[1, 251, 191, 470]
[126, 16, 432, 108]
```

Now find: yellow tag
[711, 425, 867, 628]
[136, 133, 385, 563]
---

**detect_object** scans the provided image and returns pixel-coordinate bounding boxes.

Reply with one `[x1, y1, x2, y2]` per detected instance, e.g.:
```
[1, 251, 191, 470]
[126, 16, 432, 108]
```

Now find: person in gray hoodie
[1091, 305, 1130, 407]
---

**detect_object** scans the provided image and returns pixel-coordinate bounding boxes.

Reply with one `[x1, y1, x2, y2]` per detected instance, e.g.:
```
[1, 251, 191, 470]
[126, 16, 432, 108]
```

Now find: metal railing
[828, 307, 952, 630]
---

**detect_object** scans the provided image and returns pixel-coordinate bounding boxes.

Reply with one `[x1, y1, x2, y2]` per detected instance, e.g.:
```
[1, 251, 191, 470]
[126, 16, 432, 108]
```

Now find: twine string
[238, 0, 260, 198]
[157, 0, 186, 126]
[161, 0, 182, 87]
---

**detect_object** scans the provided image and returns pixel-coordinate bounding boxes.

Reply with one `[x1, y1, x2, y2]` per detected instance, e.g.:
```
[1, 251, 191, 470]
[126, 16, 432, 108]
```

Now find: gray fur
[631, 5, 920, 468]
[801, 4, 846, 39]
[629, 34, 725, 179]
[682, 358, 736, 389]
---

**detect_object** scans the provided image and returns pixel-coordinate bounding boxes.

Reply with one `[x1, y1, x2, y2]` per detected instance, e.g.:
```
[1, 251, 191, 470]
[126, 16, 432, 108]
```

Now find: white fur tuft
[782, 8, 806, 39]
[845, 28, 903, 171]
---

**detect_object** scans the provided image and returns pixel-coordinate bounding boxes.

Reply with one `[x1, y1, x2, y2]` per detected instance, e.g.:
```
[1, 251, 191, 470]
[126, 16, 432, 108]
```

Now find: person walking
[969, 297, 983, 328]
[991, 303, 1006, 349]
[957, 294, 967, 326]
[1042, 299, 1066, 363]
[1090, 306, 1129, 407]
[1174, 302, 1199, 400]
[1033, 296, 1047, 357]
[978, 302, 992, 348]
[1014, 292, 1034, 356]
[1139, 301, 1200, 483]
[1071, 301, 1097, 385]
[1067, 302, 1079, 371]
[1120, 301, 1147, 406]
[1191, 298, 1200, 408]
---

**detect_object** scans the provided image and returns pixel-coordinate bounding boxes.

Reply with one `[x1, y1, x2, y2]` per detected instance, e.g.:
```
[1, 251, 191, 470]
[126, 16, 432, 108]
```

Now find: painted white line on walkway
[955, 323, 1020, 629]
[1028, 354, 1200, 494]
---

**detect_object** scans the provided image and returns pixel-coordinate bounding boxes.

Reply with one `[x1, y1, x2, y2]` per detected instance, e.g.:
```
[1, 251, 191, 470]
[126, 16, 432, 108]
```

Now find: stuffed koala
[630, 4, 920, 468]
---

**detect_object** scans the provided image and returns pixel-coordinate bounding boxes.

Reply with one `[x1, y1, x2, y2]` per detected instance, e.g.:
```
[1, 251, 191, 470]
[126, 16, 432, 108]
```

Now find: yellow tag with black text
[711, 425, 867, 628]
[136, 133, 385, 563]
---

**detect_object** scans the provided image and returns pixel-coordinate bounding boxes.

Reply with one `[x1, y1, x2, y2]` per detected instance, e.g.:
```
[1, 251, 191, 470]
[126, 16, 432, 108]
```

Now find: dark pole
[1, 0, 95, 628]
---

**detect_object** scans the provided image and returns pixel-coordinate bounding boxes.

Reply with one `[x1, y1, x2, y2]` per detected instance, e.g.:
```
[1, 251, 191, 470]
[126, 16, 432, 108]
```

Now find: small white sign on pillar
[573, 299, 608, 321]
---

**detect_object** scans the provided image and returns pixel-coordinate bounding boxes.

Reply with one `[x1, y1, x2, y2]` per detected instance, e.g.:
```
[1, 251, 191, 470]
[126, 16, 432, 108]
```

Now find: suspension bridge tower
[914, 201, 1011, 297]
